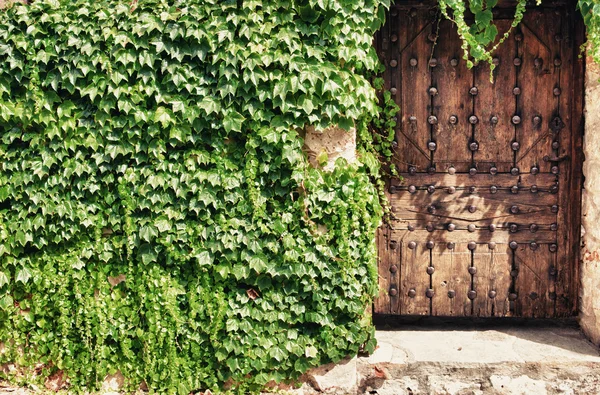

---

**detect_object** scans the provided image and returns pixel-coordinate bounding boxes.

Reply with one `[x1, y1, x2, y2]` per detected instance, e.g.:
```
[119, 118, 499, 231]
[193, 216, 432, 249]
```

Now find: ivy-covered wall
[0, 0, 389, 393]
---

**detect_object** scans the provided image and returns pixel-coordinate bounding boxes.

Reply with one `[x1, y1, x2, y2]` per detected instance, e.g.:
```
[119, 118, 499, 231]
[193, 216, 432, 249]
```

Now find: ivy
[0, 0, 388, 393]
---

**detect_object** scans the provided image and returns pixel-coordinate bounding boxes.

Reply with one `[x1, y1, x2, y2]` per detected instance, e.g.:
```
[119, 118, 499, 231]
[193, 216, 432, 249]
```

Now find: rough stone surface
[304, 356, 357, 394]
[303, 125, 356, 171]
[581, 56, 600, 346]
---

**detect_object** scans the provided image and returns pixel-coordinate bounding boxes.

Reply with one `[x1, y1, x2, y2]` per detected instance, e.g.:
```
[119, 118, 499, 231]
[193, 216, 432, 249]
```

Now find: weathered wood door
[374, 2, 584, 317]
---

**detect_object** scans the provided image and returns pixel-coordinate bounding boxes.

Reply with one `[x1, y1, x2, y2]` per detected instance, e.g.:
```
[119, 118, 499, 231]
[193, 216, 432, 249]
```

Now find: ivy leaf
[138, 244, 158, 264]
[16, 267, 31, 284]
[196, 251, 213, 266]
[222, 109, 245, 132]
[0, 272, 9, 288]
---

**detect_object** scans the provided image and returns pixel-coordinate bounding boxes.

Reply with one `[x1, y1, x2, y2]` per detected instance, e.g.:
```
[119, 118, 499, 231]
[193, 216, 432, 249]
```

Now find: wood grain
[472, 243, 512, 317]
[513, 243, 555, 318]
[400, 239, 431, 315]
[430, 242, 472, 316]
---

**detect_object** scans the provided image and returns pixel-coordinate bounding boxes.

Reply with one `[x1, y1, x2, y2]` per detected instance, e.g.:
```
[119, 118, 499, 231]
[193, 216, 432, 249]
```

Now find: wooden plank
[374, 227, 391, 314]
[399, 239, 431, 315]
[397, 9, 433, 172]
[512, 243, 555, 318]
[430, 242, 472, 316]
[472, 243, 512, 317]
[474, 20, 517, 174]
[387, 229, 557, 244]
[390, 188, 558, 207]
[430, 19, 473, 173]
[393, 173, 556, 188]
[516, 10, 559, 173]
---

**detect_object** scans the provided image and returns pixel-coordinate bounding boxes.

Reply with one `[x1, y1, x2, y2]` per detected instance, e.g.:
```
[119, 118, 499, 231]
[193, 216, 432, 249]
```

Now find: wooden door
[374, 1, 584, 318]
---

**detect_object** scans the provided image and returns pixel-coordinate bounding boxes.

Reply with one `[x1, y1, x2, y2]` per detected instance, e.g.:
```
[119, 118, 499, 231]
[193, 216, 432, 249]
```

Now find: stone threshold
[293, 319, 600, 395]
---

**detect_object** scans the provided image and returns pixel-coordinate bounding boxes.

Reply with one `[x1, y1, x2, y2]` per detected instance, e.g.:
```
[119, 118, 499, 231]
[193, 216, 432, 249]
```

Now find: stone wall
[580, 56, 600, 346]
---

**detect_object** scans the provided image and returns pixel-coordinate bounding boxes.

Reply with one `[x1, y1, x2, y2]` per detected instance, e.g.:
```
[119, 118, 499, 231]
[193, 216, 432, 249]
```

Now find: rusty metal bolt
[534, 57, 543, 68]
[554, 57, 562, 67]
[489, 224, 496, 232]
[391, 34, 398, 42]
[470, 86, 478, 96]
[468, 290, 477, 300]
[389, 185, 398, 194]
[549, 243, 558, 252]
[469, 115, 479, 124]
[514, 57, 522, 66]
[530, 223, 539, 233]
[468, 205, 477, 213]
[512, 115, 521, 125]
[429, 58, 438, 67]
[530, 242, 538, 250]
[511, 269, 519, 278]
[390, 59, 398, 67]
[468, 224, 476, 233]
[428, 205, 436, 214]
[408, 166, 417, 175]
[551, 205, 559, 213]
[510, 224, 519, 233]
[513, 86, 521, 95]
[552, 141, 560, 150]
[389, 287, 398, 296]
[512, 141, 520, 151]
[409, 58, 418, 67]
[468, 266, 477, 275]
[551, 223, 558, 231]
[511, 167, 520, 176]
[551, 185, 559, 194]
[554, 87, 562, 96]
[511, 185, 519, 194]
[490, 185, 498, 194]
[450, 58, 459, 67]
[427, 185, 435, 194]
[409, 115, 417, 122]
[470, 141, 479, 151]
[492, 57, 500, 66]
[390, 240, 398, 250]
[509, 293, 518, 301]
[447, 242, 455, 250]
[510, 205, 519, 214]
[488, 242, 497, 250]
[448, 166, 456, 175]
[515, 32, 523, 41]
[429, 86, 438, 96]
[408, 241, 417, 249]
[491, 116, 499, 125]
[531, 185, 538, 193]
[469, 186, 477, 193]
[408, 288, 417, 298]
[428, 166, 436, 174]
[390, 264, 398, 273]
[467, 168, 477, 177]
[449, 115, 458, 124]
[551, 166, 559, 175]
[531, 166, 539, 175]
[408, 224, 415, 231]
[390, 87, 398, 95]
[533, 116, 542, 125]
[426, 288, 435, 298]
[489, 290, 497, 299]
[448, 223, 456, 232]
[428, 115, 438, 125]
[426, 223, 434, 232]
[448, 290, 456, 299]
[426, 240, 435, 249]
[408, 185, 417, 194]
[447, 186, 456, 194]
[427, 266, 435, 275]
[428, 141, 437, 151]
[509, 241, 518, 250]
[490, 166, 498, 175]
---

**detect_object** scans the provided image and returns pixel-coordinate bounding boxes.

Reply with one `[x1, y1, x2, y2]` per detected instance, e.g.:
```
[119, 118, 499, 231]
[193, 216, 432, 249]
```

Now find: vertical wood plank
[513, 243, 555, 318]
[431, 19, 473, 173]
[474, 20, 517, 174]
[430, 242, 472, 316]
[374, 227, 391, 314]
[472, 243, 512, 317]
[400, 239, 430, 315]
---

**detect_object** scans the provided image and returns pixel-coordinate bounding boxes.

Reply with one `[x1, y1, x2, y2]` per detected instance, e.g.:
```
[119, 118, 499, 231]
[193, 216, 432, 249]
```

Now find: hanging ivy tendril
[437, 0, 540, 81]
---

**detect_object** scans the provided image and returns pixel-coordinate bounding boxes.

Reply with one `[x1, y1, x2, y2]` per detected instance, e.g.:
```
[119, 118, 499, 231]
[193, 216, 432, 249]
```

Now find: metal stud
[450, 58, 459, 67]
[533, 116, 542, 125]
[448, 290, 456, 299]
[549, 292, 557, 300]
[531, 166, 539, 175]
[470, 86, 479, 96]
[488, 242, 497, 250]
[390, 264, 398, 273]
[510, 205, 519, 214]
[428, 205, 436, 214]
[551, 205, 559, 213]
[509, 293, 518, 301]
[555, 34, 563, 42]
[408, 166, 417, 175]
[469, 115, 479, 124]
[554, 57, 562, 67]
[511, 269, 519, 278]
[530, 242, 538, 251]
[427, 266, 435, 275]
[468, 205, 477, 213]
[512, 141, 520, 151]
[468, 224, 476, 232]
[491, 116, 499, 125]
[447, 223, 456, 232]
[551, 185, 559, 194]
[490, 166, 498, 175]
[428, 115, 438, 125]
[428, 141, 437, 151]
[554, 87, 562, 96]
[429, 58, 438, 67]
[409, 8, 417, 17]
[511, 167, 520, 176]
[389, 185, 398, 194]
[446, 167, 455, 176]
[469, 186, 476, 194]
[468, 290, 477, 300]
[468, 241, 477, 251]
[549, 244, 558, 252]
[551, 166, 559, 175]
[513, 86, 521, 95]
[552, 141, 560, 150]
[511, 185, 519, 194]
[510, 241, 518, 250]
[489, 290, 497, 299]
[551, 117, 564, 133]
[429, 86, 438, 96]
[447, 242, 455, 250]
[512, 115, 521, 125]
[449, 115, 458, 124]
[409, 115, 417, 122]
[534, 57, 543, 68]
[490, 186, 498, 194]
[551, 223, 558, 231]
[410, 58, 418, 67]
[390, 87, 397, 95]
[408, 241, 416, 249]
[426, 241, 435, 249]
[530, 223, 539, 233]
[426, 224, 434, 232]
[469, 168, 477, 176]
[391, 34, 398, 42]
[426, 289, 435, 298]
[408, 224, 415, 232]
[390, 59, 398, 67]
[515, 32, 523, 41]
[514, 57, 522, 66]
[489, 224, 496, 232]
[510, 224, 518, 233]
[390, 7, 398, 16]
[408, 185, 417, 194]
[389, 287, 398, 296]
[427, 185, 435, 194]
[390, 240, 398, 250]
[408, 288, 416, 298]
[428, 33, 437, 42]
[470, 141, 479, 151]
[428, 166, 436, 174]
[447, 186, 456, 194]
[549, 267, 557, 277]
[531, 185, 538, 193]
[492, 57, 500, 66]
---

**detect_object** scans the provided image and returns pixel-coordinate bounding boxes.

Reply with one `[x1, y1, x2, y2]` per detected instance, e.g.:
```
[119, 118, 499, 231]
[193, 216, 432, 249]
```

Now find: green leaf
[222, 109, 245, 132]
[16, 267, 31, 284]
[0, 272, 9, 288]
